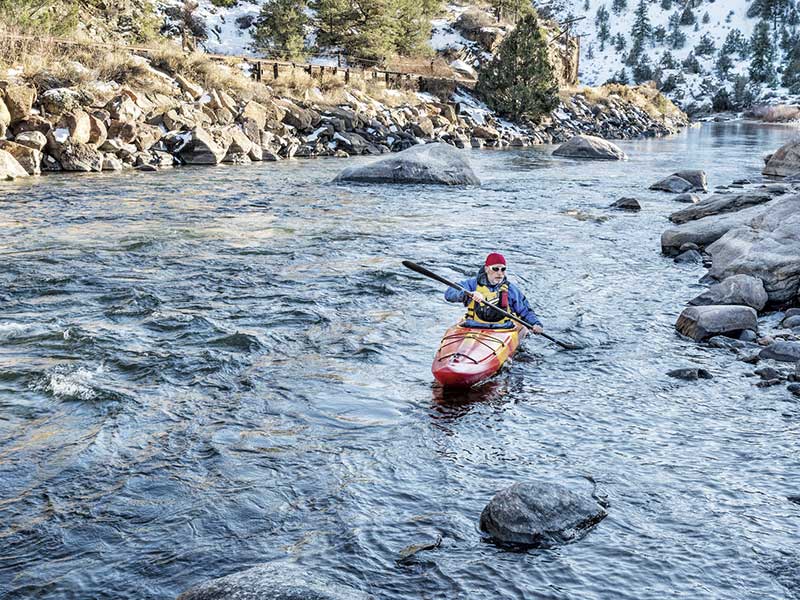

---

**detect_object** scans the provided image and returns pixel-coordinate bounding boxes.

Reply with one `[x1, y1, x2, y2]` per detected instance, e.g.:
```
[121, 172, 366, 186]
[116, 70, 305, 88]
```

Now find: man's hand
[529, 325, 543, 335]
[468, 291, 485, 304]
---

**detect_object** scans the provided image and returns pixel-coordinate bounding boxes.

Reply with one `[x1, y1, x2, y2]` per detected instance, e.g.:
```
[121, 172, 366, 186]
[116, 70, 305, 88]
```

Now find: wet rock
[709, 335, 759, 351]
[0, 149, 29, 180]
[102, 155, 124, 171]
[552, 135, 627, 160]
[674, 249, 703, 264]
[755, 366, 783, 380]
[333, 131, 371, 155]
[763, 139, 800, 177]
[679, 242, 700, 252]
[688, 274, 768, 311]
[676, 305, 758, 342]
[760, 341, 800, 362]
[788, 383, 800, 397]
[756, 378, 783, 387]
[782, 315, 800, 329]
[177, 562, 369, 600]
[650, 174, 693, 193]
[674, 193, 701, 203]
[610, 197, 641, 211]
[669, 192, 772, 225]
[334, 142, 480, 186]
[673, 170, 708, 192]
[740, 329, 759, 343]
[479, 481, 607, 546]
[667, 368, 713, 380]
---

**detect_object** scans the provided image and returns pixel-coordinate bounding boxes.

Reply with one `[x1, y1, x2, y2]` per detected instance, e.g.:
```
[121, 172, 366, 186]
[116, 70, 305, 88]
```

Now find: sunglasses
[490, 266, 507, 272]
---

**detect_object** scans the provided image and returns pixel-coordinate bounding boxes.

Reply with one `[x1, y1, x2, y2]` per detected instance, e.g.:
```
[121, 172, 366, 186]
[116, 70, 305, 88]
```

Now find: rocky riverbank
[653, 141, 800, 394]
[0, 50, 687, 180]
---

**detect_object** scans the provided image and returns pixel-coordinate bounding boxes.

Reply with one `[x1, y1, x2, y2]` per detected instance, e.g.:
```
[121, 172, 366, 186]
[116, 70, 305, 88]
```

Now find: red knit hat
[484, 253, 506, 266]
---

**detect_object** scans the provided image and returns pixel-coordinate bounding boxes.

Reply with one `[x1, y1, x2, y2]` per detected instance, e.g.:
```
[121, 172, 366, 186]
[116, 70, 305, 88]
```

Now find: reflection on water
[1, 123, 799, 599]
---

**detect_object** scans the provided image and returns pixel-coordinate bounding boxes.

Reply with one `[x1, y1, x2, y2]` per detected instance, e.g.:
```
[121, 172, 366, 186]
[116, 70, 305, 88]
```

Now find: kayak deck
[432, 322, 527, 387]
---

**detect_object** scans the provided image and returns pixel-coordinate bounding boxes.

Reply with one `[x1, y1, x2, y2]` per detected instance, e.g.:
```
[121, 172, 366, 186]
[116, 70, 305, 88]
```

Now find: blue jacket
[444, 268, 543, 328]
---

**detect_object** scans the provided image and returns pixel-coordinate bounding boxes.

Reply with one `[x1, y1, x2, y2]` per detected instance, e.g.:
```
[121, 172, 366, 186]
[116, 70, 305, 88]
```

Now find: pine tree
[666, 13, 686, 49]
[611, 0, 627, 15]
[731, 75, 756, 108]
[660, 0, 672, 9]
[694, 33, 715, 56]
[715, 52, 734, 79]
[584, 0, 590, 10]
[782, 35, 800, 91]
[614, 32, 627, 51]
[631, 0, 651, 46]
[749, 19, 777, 83]
[679, 5, 696, 25]
[721, 29, 749, 60]
[607, 68, 630, 84]
[252, 0, 309, 59]
[632, 53, 653, 83]
[702, 11, 710, 24]
[660, 50, 677, 69]
[682, 52, 701, 74]
[595, 4, 611, 49]
[476, 13, 558, 122]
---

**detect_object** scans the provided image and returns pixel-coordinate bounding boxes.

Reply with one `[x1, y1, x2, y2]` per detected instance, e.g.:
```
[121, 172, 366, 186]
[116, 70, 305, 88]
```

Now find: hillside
[533, 0, 800, 114]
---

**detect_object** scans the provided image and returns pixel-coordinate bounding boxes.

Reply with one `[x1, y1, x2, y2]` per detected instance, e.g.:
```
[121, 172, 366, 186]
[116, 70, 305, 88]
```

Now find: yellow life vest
[466, 282, 512, 324]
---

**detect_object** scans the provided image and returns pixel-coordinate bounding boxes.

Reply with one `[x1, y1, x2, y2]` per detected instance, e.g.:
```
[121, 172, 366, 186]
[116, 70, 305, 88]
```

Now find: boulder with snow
[334, 142, 480, 185]
[552, 135, 627, 160]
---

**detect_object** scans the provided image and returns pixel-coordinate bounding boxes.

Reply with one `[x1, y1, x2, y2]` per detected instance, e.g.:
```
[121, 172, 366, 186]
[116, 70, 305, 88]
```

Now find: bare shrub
[750, 104, 800, 122]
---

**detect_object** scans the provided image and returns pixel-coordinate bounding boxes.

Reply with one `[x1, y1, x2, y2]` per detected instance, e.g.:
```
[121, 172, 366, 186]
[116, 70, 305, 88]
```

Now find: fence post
[273, 62, 279, 79]
[345, 69, 350, 84]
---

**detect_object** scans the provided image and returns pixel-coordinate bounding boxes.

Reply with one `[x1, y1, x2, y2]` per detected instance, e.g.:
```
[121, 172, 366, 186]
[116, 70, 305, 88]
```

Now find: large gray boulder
[661, 194, 800, 254]
[675, 305, 758, 341]
[177, 562, 369, 600]
[479, 481, 607, 546]
[0, 140, 42, 175]
[763, 139, 800, 177]
[177, 128, 228, 165]
[706, 197, 800, 305]
[673, 170, 708, 192]
[688, 274, 769, 311]
[669, 191, 772, 224]
[552, 135, 627, 160]
[334, 142, 480, 185]
[650, 174, 693, 193]
[760, 341, 800, 362]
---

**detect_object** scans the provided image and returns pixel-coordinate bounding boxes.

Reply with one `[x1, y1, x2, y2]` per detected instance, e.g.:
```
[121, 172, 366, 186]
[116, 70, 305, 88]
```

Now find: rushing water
[1, 122, 799, 600]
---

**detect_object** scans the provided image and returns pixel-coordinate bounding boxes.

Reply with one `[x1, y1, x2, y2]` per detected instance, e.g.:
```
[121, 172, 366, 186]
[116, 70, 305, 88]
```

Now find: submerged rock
[674, 192, 701, 203]
[552, 135, 627, 160]
[334, 142, 480, 185]
[178, 562, 369, 600]
[479, 481, 607, 546]
[610, 197, 641, 211]
[676, 305, 758, 342]
[667, 367, 713, 380]
[760, 341, 800, 363]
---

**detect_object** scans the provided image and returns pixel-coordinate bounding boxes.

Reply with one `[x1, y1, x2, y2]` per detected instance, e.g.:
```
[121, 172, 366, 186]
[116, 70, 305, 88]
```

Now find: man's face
[486, 263, 506, 285]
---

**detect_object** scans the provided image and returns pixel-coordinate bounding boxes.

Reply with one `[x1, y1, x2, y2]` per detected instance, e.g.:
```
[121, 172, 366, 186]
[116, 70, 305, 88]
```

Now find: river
[1, 121, 799, 599]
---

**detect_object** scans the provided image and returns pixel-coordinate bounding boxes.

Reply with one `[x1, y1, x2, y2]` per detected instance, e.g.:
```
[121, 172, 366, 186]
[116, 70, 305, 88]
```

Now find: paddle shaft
[402, 260, 575, 350]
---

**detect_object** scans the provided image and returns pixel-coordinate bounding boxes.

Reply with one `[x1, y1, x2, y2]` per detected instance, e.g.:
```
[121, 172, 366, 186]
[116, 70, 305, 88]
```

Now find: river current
[1, 122, 799, 599]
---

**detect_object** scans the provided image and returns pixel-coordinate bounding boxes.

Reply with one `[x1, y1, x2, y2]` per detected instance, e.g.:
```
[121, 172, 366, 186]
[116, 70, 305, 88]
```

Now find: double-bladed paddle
[402, 260, 581, 350]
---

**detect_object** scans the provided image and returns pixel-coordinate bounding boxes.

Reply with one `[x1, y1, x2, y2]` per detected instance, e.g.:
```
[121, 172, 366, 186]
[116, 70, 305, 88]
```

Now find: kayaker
[444, 253, 544, 332]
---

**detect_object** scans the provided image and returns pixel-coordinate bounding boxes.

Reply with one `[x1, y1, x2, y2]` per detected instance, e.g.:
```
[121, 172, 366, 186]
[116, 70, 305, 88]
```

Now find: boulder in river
[706, 197, 800, 305]
[178, 562, 369, 600]
[610, 197, 641, 211]
[688, 274, 769, 312]
[674, 193, 701, 204]
[0, 148, 29, 180]
[479, 481, 607, 546]
[760, 341, 800, 363]
[552, 135, 627, 160]
[668, 191, 772, 224]
[667, 367, 713, 380]
[675, 305, 758, 342]
[762, 139, 800, 177]
[650, 174, 694, 193]
[334, 142, 480, 185]
[673, 170, 708, 192]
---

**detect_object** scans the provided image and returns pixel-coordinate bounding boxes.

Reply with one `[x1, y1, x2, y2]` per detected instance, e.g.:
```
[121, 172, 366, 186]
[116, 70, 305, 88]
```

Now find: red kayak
[432, 322, 528, 387]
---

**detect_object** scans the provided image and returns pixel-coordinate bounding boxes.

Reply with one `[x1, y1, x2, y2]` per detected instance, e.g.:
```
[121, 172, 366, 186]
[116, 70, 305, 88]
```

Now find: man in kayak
[444, 253, 544, 332]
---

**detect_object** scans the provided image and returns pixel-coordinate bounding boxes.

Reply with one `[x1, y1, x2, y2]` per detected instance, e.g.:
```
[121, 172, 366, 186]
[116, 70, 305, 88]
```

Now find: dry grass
[750, 104, 800, 122]
[385, 56, 455, 78]
[565, 82, 684, 121]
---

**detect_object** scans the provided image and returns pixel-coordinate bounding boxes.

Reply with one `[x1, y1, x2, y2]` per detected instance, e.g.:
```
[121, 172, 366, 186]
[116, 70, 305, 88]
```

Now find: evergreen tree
[731, 75, 756, 108]
[584, 0, 591, 10]
[666, 12, 685, 49]
[476, 13, 558, 122]
[632, 53, 654, 82]
[611, 0, 627, 15]
[631, 0, 651, 46]
[712, 87, 734, 112]
[653, 25, 667, 43]
[626, 37, 644, 65]
[749, 19, 777, 83]
[595, 4, 611, 49]
[682, 52, 701, 74]
[782, 38, 800, 91]
[715, 52, 734, 79]
[252, 0, 309, 59]
[660, 0, 672, 9]
[490, 0, 533, 23]
[607, 68, 630, 84]
[679, 5, 696, 25]
[694, 33, 715, 56]
[702, 11, 710, 24]
[721, 29, 749, 60]
[614, 32, 627, 51]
